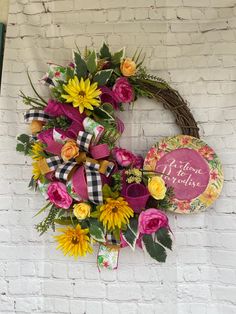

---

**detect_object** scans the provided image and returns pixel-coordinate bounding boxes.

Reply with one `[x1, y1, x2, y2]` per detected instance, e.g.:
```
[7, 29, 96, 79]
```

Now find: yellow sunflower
[62, 76, 101, 113]
[54, 224, 93, 259]
[32, 161, 42, 180]
[30, 141, 44, 160]
[99, 197, 134, 231]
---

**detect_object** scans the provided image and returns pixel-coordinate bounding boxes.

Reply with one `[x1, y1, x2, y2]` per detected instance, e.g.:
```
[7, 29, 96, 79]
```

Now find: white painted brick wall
[0, 0, 236, 313]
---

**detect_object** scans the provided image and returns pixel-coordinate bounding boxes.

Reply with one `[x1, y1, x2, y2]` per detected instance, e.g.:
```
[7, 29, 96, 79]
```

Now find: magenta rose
[112, 77, 134, 103]
[133, 155, 144, 169]
[100, 86, 119, 110]
[47, 182, 72, 209]
[112, 147, 136, 167]
[138, 208, 169, 234]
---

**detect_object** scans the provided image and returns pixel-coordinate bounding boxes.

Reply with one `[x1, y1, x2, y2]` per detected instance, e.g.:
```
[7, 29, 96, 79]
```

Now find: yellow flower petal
[62, 76, 101, 113]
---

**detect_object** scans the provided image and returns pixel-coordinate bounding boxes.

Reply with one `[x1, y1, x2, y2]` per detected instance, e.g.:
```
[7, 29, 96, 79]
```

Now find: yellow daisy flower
[62, 76, 101, 113]
[32, 161, 42, 180]
[31, 141, 44, 161]
[54, 224, 93, 259]
[99, 197, 134, 231]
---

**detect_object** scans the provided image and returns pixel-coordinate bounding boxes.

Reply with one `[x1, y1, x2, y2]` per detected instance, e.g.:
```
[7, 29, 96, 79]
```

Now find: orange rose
[61, 140, 79, 161]
[120, 58, 136, 77]
[30, 120, 43, 134]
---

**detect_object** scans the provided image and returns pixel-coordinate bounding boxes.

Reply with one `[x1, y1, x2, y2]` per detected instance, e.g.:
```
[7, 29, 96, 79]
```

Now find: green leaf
[143, 234, 167, 263]
[90, 210, 99, 218]
[33, 202, 52, 218]
[155, 228, 172, 250]
[113, 228, 121, 242]
[93, 69, 113, 86]
[74, 51, 87, 79]
[89, 219, 106, 242]
[86, 50, 97, 74]
[122, 225, 138, 250]
[112, 48, 125, 64]
[54, 218, 73, 226]
[16, 143, 25, 152]
[93, 103, 115, 121]
[66, 66, 75, 79]
[129, 217, 138, 234]
[102, 184, 119, 200]
[100, 42, 111, 59]
[17, 134, 30, 143]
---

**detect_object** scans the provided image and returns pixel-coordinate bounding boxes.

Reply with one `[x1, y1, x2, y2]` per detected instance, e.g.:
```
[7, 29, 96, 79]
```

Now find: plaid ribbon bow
[24, 109, 50, 123]
[42, 130, 112, 205]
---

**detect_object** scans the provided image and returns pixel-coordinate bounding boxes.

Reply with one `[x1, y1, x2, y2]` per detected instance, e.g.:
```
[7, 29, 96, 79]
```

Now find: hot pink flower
[133, 155, 144, 169]
[112, 147, 136, 167]
[47, 182, 72, 209]
[138, 208, 169, 234]
[112, 77, 134, 103]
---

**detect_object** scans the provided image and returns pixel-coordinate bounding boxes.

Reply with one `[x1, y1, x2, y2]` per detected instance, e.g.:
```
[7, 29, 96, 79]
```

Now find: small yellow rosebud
[120, 58, 136, 77]
[148, 176, 167, 200]
[73, 203, 91, 220]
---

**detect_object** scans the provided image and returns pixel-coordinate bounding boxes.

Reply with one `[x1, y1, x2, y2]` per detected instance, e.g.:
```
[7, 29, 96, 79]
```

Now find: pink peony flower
[47, 181, 72, 209]
[112, 77, 134, 103]
[112, 147, 136, 167]
[138, 208, 169, 234]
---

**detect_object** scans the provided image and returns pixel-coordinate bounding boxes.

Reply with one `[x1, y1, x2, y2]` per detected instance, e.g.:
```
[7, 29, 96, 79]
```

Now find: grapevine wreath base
[16, 43, 222, 270]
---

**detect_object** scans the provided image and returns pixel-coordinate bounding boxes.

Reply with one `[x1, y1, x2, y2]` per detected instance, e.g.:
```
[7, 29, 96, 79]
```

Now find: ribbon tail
[85, 167, 103, 205]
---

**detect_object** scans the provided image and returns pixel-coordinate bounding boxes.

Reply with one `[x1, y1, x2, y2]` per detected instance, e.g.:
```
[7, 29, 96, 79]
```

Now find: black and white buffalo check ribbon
[84, 161, 103, 204]
[46, 156, 63, 171]
[77, 131, 93, 152]
[24, 109, 50, 123]
[106, 233, 120, 246]
[55, 161, 77, 181]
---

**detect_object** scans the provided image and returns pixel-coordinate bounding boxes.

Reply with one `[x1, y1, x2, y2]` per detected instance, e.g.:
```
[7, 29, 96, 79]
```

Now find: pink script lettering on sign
[156, 148, 210, 200]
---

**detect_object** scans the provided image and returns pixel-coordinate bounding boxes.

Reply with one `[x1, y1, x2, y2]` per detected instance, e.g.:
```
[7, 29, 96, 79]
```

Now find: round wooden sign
[144, 135, 223, 214]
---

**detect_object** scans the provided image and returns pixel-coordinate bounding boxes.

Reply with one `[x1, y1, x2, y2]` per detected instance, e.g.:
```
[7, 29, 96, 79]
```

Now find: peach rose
[30, 120, 44, 134]
[61, 140, 79, 161]
[120, 58, 136, 77]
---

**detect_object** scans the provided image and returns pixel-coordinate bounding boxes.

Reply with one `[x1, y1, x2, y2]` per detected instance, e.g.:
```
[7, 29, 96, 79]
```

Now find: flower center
[112, 206, 118, 213]
[78, 91, 86, 97]
[71, 236, 79, 244]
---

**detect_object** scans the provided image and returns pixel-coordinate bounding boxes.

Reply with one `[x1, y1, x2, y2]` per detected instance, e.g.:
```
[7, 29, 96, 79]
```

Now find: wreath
[16, 43, 201, 269]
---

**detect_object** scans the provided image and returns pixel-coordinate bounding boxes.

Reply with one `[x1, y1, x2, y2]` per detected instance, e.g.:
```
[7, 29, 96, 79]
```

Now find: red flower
[160, 143, 168, 150]
[210, 170, 218, 180]
[180, 136, 190, 145]
[198, 146, 214, 160]
[178, 201, 191, 211]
